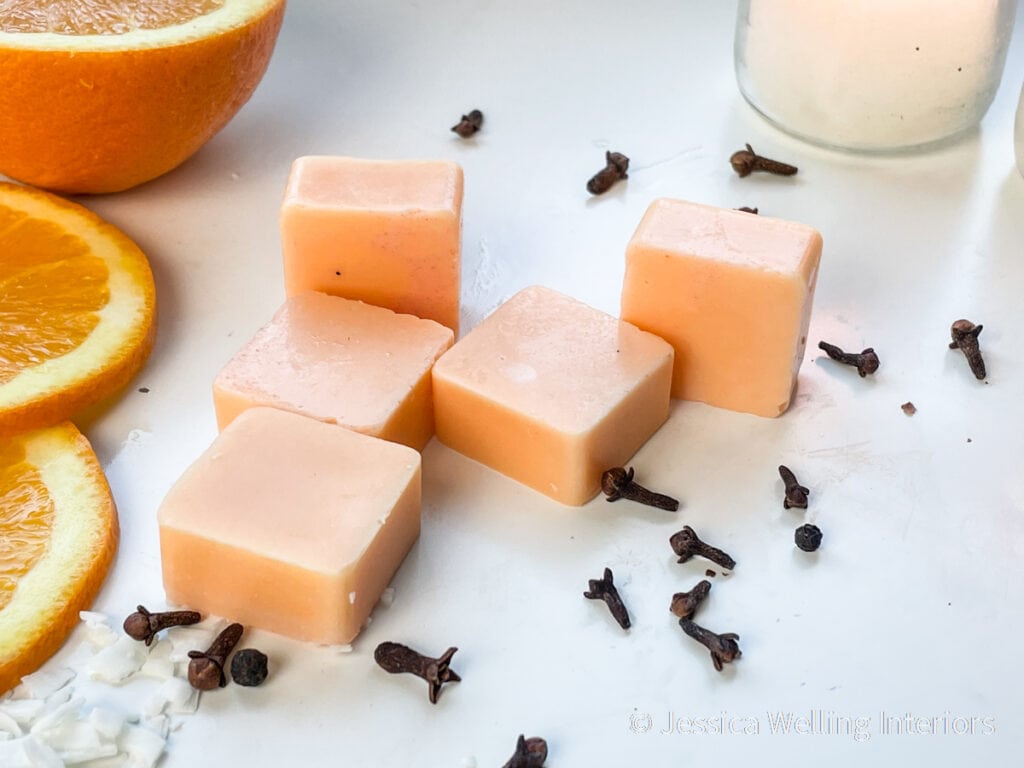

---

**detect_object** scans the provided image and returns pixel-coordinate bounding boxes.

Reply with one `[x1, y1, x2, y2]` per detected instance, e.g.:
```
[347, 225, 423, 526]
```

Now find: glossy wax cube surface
[213, 292, 454, 451]
[621, 198, 822, 418]
[157, 407, 421, 645]
[432, 285, 674, 506]
[281, 155, 463, 333]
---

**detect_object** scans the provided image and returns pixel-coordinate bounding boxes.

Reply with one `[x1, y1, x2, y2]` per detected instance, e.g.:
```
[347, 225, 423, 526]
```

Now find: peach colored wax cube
[621, 198, 822, 418]
[432, 285, 674, 506]
[158, 407, 421, 645]
[281, 156, 463, 333]
[213, 292, 453, 451]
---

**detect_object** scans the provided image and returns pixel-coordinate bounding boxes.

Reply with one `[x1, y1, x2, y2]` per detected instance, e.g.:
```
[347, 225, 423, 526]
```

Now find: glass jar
[1016, 81, 1024, 175]
[735, 0, 1019, 152]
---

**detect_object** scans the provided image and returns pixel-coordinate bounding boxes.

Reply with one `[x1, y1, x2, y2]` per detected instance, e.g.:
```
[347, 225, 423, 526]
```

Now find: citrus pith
[0, 0, 286, 194]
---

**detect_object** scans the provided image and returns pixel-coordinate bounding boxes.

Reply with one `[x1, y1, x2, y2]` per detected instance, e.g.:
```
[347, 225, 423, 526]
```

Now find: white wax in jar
[738, 0, 1017, 150]
[1016, 81, 1024, 176]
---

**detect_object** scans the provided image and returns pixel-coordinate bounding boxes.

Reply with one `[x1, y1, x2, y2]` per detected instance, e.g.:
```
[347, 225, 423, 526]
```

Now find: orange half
[0, 0, 286, 193]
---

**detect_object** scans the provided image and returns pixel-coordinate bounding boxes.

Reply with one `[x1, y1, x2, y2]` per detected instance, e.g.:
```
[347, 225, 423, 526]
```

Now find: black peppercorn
[794, 524, 822, 552]
[230, 648, 269, 686]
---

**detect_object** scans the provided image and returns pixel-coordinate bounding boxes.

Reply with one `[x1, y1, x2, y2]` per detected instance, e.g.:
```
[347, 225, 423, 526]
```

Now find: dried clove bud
[818, 341, 879, 377]
[587, 151, 629, 195]
[948, 319, 986, 380]
[778, 465, 809, 510]
[601, 467, 678, 511]
[678, 619, 741, 671]
[669, 579, 711, 620]
[584, 567, 630, 629]
[374, 642, 461, 704]
[670, 526, 736, 570]
[501, 734, 548, 768]
[123, 605, 201, 646]
[730, 143, 797, 178]
[451, 109, 483, 138]
[187, 623, 243, 691]
[736, 206, 759, 214]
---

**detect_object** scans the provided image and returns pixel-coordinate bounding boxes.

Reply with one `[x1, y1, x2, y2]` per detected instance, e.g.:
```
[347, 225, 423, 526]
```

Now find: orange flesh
[0, 441, 55, 611]
[0, 0, 225, 34]
[0, 208, 108, 386]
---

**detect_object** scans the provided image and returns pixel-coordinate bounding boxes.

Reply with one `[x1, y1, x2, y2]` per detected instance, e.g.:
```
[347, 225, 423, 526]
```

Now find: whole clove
[729, 143, 798, 178]
[123, 605, 201, 646]
[736, 206, 759, 214]
[584, 567, 630, 629]
[669, 579, 711, 620]
[187, 623, 244, 691]
[817, 340, 880, 377]
[670, 526, 736, 571]
[794, 523, 823, 552]
[451, 109, 483, 138]
[948, 319, 986, 380]
[678, 619, 741, 671]
[601, 466, 679, 511]
[586, 151, 629, 195]
[230, 648, 269, 687]
[778, 465, 809, 510]
[501, 734, 548, 768]
[374, 642, 460, 704]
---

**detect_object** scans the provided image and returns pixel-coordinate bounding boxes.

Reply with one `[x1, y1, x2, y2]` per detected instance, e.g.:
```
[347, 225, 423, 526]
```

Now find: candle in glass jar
[735, 0, 1018, 151]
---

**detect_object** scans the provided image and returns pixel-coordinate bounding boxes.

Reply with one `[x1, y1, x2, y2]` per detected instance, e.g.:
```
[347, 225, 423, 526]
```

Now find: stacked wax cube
[158, 155, 822, 646]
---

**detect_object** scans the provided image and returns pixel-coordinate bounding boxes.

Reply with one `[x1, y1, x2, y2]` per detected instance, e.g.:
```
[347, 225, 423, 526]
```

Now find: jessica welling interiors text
[627, 710, 996, 742]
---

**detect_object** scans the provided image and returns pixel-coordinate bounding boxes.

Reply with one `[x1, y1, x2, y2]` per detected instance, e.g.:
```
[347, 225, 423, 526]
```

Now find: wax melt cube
[621, 198, 822, 417]
[213, 292, 453, 451]
[432, 285, 674, 506]
[281, 156, 463, 333]
[158, 407, 421, 645]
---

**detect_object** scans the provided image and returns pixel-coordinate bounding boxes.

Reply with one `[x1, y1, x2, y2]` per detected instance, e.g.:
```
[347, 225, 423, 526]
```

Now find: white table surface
[15, 1, 1024, 765]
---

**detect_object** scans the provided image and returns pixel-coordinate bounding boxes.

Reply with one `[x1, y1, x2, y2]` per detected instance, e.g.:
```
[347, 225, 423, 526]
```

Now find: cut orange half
[0, 0, 286, 194]
[0, 421, 118, 693]
[0, 182, 156, 437]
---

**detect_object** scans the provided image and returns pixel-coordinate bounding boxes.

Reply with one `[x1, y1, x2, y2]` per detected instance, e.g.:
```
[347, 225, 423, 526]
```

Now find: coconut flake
[137, 640, 174, 681]
[117, 723, 166, 768]
[0, 710, 22, 737]
[143, 676, 199, 719]
[76, 610, 118, 649]
[333, 644, 354, 654]
[0, 698, 45, 727]
[86, 636, 149, 684]
[142, 715, 170, 740]
[30, 696, 85, 735]
[0, 734, 64, 767]
[11, 667, 75, 700]
[35, 716, 111, 763]
[78, 611, 110, 627]
[86, 707, 128, 741]
[167, 622, 223, 663]
[348, 591, 357, 605]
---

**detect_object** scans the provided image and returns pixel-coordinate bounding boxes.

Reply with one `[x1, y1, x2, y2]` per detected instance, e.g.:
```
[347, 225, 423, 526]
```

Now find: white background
[18, 1, 1024, 765]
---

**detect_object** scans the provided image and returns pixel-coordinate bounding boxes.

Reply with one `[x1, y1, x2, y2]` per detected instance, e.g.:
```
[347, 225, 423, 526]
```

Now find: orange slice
[0, 182, 156, 437]
[0, 0, 286, 194]
[0, 421, 118, 693]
